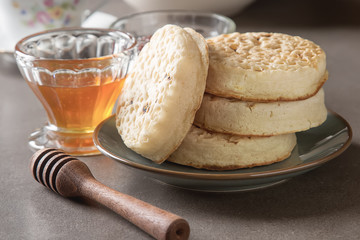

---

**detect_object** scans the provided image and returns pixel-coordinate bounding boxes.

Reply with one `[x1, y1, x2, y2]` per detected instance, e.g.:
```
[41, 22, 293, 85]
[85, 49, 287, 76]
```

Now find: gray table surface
[1, 0, 359, 239]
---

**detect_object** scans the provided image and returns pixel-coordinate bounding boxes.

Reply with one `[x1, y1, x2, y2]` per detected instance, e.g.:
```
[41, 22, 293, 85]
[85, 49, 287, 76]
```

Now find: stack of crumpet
[168, 32, 328, 170]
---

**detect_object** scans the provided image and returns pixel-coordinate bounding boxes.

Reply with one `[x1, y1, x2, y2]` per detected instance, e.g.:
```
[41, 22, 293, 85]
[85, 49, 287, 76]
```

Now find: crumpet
[206, 32, 327, 102]
[195, 88, 327, 136]
[168, 126, 297, 170]
[116, 25, 209, 163]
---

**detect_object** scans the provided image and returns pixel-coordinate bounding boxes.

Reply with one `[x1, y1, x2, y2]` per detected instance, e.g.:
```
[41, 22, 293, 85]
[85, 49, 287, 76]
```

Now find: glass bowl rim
[109, 9, 236, 33]
[14, 27, 138, 61]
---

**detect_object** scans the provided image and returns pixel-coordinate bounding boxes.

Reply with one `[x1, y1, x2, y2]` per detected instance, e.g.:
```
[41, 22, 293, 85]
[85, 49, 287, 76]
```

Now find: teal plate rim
[93, 110, 352, 181]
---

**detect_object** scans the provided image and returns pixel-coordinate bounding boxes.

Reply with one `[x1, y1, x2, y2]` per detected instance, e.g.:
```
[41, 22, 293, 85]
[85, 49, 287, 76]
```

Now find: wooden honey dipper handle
[30, 149, 190, 240]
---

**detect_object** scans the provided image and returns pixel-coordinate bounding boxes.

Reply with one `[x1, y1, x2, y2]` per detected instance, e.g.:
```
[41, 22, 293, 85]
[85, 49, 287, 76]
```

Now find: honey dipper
[30, 148, 190, 240]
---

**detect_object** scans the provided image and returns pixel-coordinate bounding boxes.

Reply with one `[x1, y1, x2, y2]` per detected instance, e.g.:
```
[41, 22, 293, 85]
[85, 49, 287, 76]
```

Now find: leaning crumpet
[195, 88, 327, 136]
[116, 24, 209, 163]
[206, 32, 327, 102]
[168, 126, 297, 170]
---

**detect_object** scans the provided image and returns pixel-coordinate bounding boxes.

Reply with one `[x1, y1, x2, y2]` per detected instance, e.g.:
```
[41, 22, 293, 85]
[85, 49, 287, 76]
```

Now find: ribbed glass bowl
[110, 10, 236, 49]
[14, 28, 137, 156]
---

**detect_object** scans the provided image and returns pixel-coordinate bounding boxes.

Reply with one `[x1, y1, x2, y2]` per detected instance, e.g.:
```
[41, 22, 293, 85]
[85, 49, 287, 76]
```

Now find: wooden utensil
[30, 148, 190, 240]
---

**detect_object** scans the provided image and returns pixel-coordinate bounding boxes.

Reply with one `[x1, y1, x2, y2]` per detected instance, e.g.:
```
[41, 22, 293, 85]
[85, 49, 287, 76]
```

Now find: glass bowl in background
[110, 10, 236, 49]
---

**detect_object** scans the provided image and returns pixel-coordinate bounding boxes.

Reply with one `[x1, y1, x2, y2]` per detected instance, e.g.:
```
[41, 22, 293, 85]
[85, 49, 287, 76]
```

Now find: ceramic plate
[93, 111, 352, 192]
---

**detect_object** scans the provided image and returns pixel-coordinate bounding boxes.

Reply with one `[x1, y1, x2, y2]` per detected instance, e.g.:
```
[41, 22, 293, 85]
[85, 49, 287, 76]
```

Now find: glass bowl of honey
[110, 10, 236, 50]
[15, 28, 137, 156]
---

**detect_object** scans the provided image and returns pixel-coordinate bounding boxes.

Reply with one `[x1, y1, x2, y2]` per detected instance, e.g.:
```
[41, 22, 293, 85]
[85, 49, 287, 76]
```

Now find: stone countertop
[1, 0, 359, 239]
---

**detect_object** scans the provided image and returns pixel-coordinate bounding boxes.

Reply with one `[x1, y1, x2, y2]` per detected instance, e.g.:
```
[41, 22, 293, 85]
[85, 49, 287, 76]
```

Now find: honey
[28, 77, 124, 133]
[26, 72, 125, 155]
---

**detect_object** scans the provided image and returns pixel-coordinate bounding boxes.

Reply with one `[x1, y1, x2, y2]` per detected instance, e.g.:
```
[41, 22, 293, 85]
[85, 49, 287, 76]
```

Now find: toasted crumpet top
[206, 32, 327, 101]
[116, 25, 208, 163]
